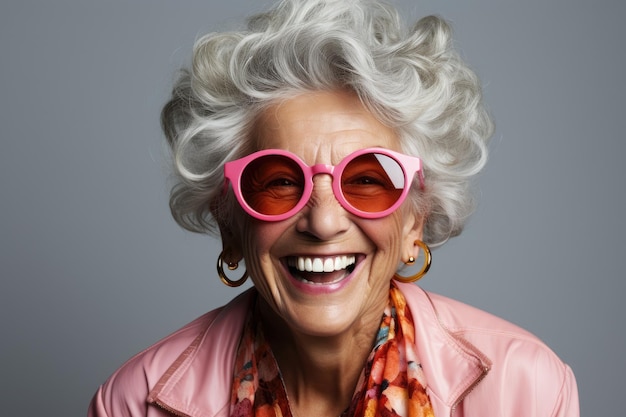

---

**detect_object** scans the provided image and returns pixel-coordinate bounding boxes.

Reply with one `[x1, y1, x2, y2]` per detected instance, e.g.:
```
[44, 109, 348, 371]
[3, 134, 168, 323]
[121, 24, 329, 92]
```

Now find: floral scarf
[229, 284, 435, 417]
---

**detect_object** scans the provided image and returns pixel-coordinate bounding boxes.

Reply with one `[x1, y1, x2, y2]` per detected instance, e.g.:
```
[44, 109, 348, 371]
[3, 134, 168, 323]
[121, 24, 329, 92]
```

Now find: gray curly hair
[161, 0, 493, 246]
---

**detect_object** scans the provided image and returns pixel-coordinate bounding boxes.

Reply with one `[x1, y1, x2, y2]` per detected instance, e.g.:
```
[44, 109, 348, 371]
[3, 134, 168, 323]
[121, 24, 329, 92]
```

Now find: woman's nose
[295, 175, 350, 240]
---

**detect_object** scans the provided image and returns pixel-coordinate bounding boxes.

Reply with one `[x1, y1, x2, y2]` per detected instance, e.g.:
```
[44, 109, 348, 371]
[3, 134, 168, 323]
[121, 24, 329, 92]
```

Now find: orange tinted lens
[341, 153, 404, 212]
[240, 155, 305, 215]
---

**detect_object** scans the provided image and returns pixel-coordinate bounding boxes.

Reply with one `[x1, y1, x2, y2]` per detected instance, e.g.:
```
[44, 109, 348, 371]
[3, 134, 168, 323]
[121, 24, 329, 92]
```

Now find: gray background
[1, 0, 623, 415]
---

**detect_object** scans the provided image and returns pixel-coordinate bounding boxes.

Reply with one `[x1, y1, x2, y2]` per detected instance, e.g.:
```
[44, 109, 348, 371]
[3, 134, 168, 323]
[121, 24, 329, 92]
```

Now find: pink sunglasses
[223, 147, 424, 221]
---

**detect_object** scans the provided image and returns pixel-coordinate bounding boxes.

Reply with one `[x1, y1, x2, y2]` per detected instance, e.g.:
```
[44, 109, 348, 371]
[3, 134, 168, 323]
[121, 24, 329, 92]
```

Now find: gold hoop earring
[217, 251, 248, 287]
[394, 240, 431, 283]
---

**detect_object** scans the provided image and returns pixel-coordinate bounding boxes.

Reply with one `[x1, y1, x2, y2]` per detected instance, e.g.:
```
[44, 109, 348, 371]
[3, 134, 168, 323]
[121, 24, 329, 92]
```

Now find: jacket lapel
[146, 290, 255, 417]
[397, 282, 491, 416]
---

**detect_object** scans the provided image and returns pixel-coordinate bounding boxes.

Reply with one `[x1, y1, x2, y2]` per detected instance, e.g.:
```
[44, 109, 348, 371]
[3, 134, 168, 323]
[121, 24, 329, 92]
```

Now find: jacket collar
[147, 284, 490, 417]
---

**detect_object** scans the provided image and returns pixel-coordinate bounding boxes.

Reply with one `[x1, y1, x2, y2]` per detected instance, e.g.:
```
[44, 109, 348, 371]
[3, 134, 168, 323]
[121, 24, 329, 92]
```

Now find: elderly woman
[89, 0, 579, 416]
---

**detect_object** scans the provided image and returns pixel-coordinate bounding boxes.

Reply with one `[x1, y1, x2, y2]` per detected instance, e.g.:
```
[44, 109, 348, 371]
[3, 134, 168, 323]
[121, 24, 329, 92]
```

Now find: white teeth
[288, 255, 356, 273]
[324, 258, 334, 272]
[298, 257, 305, 272]
[312, 258, 324, 272]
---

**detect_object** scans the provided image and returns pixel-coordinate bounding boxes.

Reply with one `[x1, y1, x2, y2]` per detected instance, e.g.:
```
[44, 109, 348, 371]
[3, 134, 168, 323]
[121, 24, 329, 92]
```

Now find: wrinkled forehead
[251, 90, 400, 164]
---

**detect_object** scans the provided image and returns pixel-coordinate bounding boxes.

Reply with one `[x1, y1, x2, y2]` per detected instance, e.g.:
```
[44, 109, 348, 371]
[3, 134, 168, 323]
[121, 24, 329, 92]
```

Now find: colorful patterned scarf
[229, 284, 435, 417]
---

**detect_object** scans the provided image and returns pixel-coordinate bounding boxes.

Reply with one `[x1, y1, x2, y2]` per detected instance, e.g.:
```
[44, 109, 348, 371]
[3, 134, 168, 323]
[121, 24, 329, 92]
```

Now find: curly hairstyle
[161, 0, 493, 246]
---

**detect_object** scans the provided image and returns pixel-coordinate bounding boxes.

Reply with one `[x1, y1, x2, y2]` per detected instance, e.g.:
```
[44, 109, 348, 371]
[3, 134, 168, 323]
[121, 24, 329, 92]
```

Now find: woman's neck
[257, 299, 383, 417]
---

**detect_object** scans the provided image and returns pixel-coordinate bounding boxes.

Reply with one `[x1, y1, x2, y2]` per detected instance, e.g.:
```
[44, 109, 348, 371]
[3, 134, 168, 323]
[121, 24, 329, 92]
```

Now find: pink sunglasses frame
[223, 147, 425, 222]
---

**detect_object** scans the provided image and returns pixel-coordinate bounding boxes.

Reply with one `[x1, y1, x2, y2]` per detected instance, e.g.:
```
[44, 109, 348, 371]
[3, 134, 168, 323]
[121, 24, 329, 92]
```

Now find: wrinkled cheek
[370, 238, 405, 282]
[240, 237, 281, 303]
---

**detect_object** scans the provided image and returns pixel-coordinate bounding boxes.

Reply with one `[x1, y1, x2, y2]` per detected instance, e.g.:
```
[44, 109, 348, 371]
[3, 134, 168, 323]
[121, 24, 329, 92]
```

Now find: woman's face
[225, 90, 423, 338]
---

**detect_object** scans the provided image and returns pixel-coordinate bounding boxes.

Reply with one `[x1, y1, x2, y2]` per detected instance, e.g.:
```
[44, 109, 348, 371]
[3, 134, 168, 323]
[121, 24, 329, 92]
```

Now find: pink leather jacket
[88, 282, 579, 417]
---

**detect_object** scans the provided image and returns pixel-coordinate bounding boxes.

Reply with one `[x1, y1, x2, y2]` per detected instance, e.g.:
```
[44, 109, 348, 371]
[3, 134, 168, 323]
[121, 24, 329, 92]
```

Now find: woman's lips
[285, 255, 357, 285]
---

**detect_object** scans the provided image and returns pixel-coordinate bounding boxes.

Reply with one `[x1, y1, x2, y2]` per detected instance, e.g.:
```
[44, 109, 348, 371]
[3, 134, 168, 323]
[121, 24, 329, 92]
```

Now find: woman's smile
[284, 254, 358, 286]
[287, 254, 356, 275]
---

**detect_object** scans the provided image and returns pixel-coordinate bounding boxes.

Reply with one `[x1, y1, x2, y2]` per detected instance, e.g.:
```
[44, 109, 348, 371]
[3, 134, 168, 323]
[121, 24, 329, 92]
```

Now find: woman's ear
[401, 210, 426, 263]
[211, 196, 244, 263]
[217, 220, 244, 264]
